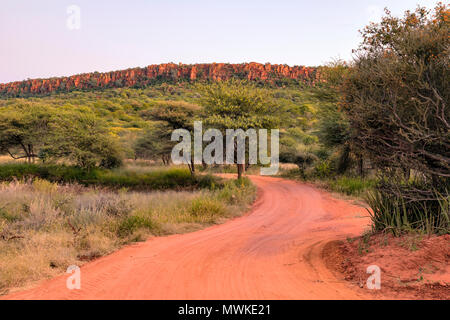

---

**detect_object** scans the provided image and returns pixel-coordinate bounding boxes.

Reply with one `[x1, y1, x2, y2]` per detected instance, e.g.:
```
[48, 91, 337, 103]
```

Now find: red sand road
[4, 176, 372, 300]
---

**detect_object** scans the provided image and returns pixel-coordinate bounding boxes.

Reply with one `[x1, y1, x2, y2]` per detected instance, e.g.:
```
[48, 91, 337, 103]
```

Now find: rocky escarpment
[0, 63, 320, 97]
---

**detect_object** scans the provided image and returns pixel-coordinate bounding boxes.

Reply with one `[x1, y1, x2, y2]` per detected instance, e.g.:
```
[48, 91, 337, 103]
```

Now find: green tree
[198, 80, 281, 179]
[134, 123, 174, 165]
[0, 104, 51, 163]
[341, 4, 449, 233]
[342, 4, 449, 179]
[141, 101, 201, 174]
[41, 109, 124, 169]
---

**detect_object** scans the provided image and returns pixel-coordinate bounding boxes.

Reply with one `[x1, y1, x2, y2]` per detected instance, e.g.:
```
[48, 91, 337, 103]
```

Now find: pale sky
[0, 0, 440, 83]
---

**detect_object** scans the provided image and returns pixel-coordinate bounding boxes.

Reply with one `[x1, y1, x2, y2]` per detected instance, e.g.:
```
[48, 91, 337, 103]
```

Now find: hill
[0, 63, 320, 97]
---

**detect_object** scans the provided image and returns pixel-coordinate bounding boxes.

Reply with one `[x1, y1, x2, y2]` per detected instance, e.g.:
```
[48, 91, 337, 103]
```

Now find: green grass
[328, 177, 376, 196]
[116, 215, 159, 238]
[0, 163, 220, 191]
[279, 167, 376, 197]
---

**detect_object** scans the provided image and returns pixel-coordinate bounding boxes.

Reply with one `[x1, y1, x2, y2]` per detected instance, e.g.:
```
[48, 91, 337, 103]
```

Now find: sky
[0, 0, 441, 83]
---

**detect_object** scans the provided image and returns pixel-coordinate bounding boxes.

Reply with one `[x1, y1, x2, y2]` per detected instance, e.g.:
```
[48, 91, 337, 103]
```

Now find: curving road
[4, 176, 371, 300]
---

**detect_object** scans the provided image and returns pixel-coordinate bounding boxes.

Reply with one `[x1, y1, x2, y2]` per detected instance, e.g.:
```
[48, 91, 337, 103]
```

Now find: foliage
[0, 163, 220, 191]
[198, 80, 282, 178]
[198, 80, 281, 130]
[366, 181, 449, 235]
[342, 3, 450, 234]
[134, 123, 173, 164]
[0, 82, 327, 174]
[0, 104, 51, 162]
[140, 100, 202, 174]
[0, 104, 123, 169]
[342, 4, 449, 179]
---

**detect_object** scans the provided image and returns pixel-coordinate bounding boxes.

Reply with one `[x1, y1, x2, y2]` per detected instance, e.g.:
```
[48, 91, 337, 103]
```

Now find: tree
[341, 4, 449, 233]
[342, 4, 449, 179]
[134, 123, 174, 165]
[0, 104, 51, 163]
[0, 104, 123, 169]
[313, 59, 361, 175]
[198, 80, 281, 179]
[40, 109, 124, 169]
[141, 101, 201, 174]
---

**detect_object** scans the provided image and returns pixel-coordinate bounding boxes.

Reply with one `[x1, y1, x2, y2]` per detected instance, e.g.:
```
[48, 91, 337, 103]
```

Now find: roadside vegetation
[0, 175, 256, 293]
[282, 4, 449, 236]
[0, 163, 218, 191]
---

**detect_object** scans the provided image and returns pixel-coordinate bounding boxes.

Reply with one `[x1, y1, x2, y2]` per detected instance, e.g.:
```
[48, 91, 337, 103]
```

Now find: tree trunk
[358, 156, 364, 178]
[237, 163, 244, 179]
[190, 156, 195, 176]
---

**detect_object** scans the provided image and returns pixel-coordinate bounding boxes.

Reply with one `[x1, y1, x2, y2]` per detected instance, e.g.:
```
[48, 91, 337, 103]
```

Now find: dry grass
[0, 177, 256, 293]
[0, 155, 26, 164]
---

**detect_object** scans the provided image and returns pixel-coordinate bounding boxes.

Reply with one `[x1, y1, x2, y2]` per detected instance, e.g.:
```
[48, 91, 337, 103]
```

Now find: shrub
[314, 160, 333, 179]
[189, 198, 226, 219]
[0, 164, 221, 191]
[341, 5, 449, 234]
[0, 174, 257, 291]
[366, 181, 449, 236]
[329, 177, 376, 196]
[116, 215, 158, 238]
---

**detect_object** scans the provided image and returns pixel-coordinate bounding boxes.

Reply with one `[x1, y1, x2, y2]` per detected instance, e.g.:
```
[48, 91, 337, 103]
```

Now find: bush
[189, 198, 226, 219]
[341, 5, 449, 234]
[314, 160, 333, 179]
[0, 164, 222, 191]
[366, 182, 449, 236]
[116, 215, 159, 238]
[217, 177, 256, 205]
[329, 177, 376, 196]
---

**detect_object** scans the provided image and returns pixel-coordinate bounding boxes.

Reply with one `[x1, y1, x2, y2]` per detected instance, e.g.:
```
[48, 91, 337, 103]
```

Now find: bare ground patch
[323, 234, 450, 300]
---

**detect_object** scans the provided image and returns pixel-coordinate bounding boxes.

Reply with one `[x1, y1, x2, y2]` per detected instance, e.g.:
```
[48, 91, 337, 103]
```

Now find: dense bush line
[0, 163, 220, 191]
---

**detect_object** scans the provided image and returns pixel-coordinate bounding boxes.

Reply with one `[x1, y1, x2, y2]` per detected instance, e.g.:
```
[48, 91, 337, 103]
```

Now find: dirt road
[4, 176, 371, 300]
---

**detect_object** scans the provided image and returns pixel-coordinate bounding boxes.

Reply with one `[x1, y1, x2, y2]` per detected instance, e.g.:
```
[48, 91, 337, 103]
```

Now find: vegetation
[0, 3, 447, 253]
[342, 4, 449, 235]
[0, 176, 256, 293]
[198, 80, 281, 178]
[0, 82, 320, 176]
[0, 104, 123, 169]
[0, 163, 220, 191]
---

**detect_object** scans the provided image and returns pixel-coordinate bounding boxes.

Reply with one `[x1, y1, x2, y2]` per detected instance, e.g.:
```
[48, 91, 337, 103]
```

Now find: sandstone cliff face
[0, 63, 320, 97]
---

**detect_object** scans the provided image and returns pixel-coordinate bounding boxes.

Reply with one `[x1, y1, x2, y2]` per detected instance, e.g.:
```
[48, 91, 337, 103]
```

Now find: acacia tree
[342, 4, 449, 179]
[0, 105, 51, 162]
[198, 80, 281, 179]
[134, 123, 174, 165]
[341, 4, 449, 233]
[141, 101, 201, 174]
[41, 110, 123, 169]
[0, 104, 123, 169]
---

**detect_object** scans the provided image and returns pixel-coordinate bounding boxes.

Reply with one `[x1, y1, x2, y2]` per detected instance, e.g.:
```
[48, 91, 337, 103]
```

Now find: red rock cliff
[0, 63, 320, 97]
